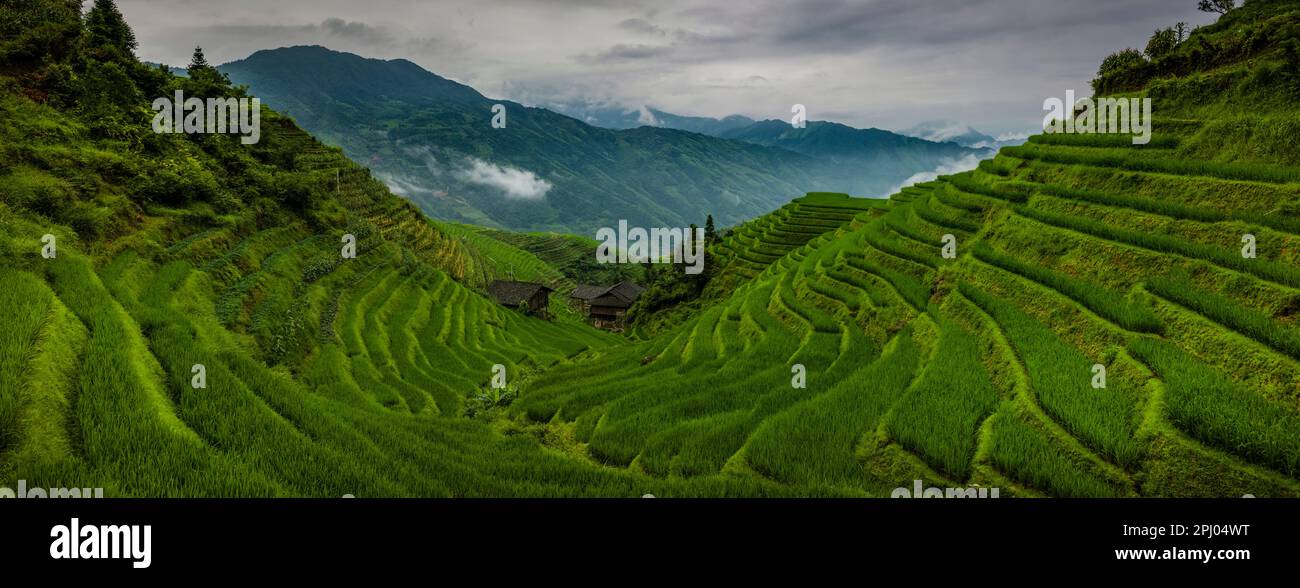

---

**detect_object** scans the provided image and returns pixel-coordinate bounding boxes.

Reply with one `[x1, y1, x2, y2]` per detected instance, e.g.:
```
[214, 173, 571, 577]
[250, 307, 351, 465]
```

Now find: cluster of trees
[0, 0, 335, 235]
[1198, 0, 1236, 15]
[1088, 0, 1291, 95]
[1093, 18, 1197, 93]
[627, 215, 721, 325]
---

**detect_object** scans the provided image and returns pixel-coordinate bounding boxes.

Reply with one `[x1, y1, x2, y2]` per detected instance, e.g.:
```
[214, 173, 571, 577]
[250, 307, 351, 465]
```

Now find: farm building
[486, 280, 554, 319]
[570, 280, 645, 330]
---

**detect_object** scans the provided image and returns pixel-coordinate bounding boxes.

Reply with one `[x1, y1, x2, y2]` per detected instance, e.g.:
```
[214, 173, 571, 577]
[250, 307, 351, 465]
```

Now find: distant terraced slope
[709, 193, 885, 294]
[623, 192, 884, 336]
[471, 227, 645, 288]
[516, 2, 1300, 497]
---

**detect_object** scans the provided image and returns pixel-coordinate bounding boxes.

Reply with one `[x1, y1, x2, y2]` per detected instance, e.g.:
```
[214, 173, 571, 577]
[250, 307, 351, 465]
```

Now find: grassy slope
[4, 0, 1300, 497]
[0, 5, 804, 496]
[516, 1, 1300, 497]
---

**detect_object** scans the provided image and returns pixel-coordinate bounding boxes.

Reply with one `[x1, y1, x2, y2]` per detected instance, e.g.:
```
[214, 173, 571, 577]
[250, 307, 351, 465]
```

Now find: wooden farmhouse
[486, 280, 554, 319]
[570, 280, 645, 330]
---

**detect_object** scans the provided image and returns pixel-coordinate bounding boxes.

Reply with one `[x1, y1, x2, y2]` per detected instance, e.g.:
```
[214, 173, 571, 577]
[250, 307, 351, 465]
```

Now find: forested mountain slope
[219, 46, 980, 233]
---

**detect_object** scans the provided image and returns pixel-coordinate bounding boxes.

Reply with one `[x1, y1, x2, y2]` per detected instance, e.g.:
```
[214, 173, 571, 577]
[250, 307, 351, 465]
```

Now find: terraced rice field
[4, 1, 1298, 498]
[516, 115, 1300, 497]
[6, 109, 1298, 498]
[472, 227, 644, 288]
[0, 120, 806, 497]
[704, 193, 885, 296]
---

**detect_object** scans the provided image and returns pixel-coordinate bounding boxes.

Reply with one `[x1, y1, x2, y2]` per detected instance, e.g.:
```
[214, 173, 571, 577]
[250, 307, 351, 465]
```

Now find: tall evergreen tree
[188, 46, 211, 71]
[84, 0, 136, 54]
[704, 214, 718, 245]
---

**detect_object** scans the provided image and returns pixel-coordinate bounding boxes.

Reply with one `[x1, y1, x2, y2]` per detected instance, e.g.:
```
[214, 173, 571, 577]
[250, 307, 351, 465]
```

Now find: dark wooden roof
[607, 280, 645, 302]
[575, 280, 644, 309]
[571, 284, 607, 300]
[486, 280, 553, 306]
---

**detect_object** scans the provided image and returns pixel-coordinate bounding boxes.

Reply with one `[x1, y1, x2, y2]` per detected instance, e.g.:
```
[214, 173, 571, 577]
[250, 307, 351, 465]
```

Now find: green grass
[886, 317, 999, 478]
[1005, 143, 1300, 184]
[962, 285, 1144, 468]
[1028, 133, 1181, 149]
[0, 270, 54, 459]
[972, 245, 1164, 334]
[843, 252, 929, 311]
[1002, 179, 1300, 235]
[1129, 337, 1300, 477]
[1015, 205, 1300, 289]
[1147, 274, 1300, 362]
[5, 0, 1300, 498]
[987, 405, 1125, 498]
[743, 329, 920, 490]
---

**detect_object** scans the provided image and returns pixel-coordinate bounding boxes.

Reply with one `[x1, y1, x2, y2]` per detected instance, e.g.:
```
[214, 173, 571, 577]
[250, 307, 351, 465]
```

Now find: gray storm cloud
[119, 0, 1216, 136]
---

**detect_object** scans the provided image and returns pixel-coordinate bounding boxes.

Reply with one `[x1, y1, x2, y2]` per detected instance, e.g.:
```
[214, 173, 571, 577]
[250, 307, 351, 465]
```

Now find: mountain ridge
[219, 45, 983, 234]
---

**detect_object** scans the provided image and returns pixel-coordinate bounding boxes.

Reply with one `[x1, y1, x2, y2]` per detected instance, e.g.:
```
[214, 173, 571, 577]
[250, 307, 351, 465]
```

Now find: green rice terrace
[2, 0, 1300, 497]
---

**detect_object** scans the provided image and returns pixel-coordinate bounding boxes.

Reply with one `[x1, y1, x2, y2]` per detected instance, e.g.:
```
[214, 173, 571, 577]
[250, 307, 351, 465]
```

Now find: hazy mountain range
[220, 46, 984, 233]
[901, 120, 1030, 150]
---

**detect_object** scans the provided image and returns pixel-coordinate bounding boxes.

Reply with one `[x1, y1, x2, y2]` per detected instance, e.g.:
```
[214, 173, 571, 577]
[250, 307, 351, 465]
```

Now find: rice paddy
[4, 0, 1300, 498]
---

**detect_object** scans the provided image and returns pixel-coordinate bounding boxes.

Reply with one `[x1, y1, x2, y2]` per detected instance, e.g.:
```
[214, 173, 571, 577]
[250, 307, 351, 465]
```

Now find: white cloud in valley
[454, 158, 552, 201]
[887, 153, 984, 195]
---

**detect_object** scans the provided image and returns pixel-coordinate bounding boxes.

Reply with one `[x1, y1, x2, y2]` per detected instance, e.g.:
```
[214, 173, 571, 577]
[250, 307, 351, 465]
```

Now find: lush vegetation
[217, 47, 973, 234]
[3, 0, 1299, 498]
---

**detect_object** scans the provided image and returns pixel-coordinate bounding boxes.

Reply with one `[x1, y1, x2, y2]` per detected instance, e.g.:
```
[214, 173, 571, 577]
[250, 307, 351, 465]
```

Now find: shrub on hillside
[135, 156, 220, 205]
[1097, 49, 1145, 79]
[0, 0, 82, 69]
[60, 199, 112, 241]
[1145, 27, 1182, 60]
[270, 172, 323, 210]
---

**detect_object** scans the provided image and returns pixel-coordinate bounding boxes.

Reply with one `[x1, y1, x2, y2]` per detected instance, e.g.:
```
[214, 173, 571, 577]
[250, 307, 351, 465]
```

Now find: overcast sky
[118, 0, 1217, 136]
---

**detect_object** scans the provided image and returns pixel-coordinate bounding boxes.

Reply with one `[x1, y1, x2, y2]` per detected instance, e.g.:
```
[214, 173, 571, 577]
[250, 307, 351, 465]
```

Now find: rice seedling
[743, 329, 921, 490]
[1129, 337, 1300, 477]
[961, 284, 1144, 468]
[885, 317, 999, 478]
[1004, 143, 1300, 185]
[1015, 205, 1300, 289]
[987, 404, 1125, 497]
[1146, 274, 1300, 361]
[972, 245, 1165, 334]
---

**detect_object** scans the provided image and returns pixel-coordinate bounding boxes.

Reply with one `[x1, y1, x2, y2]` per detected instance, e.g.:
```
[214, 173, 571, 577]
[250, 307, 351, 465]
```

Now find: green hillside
[710, 193, 885, 293]
[0, 0, 807, 497]
[515, 1, 1300, 497]
[217, 45, 979, 233]
[3, 0, 1299, 498]
[470, 227, 645, 287]
[626, 193, 885, 335]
